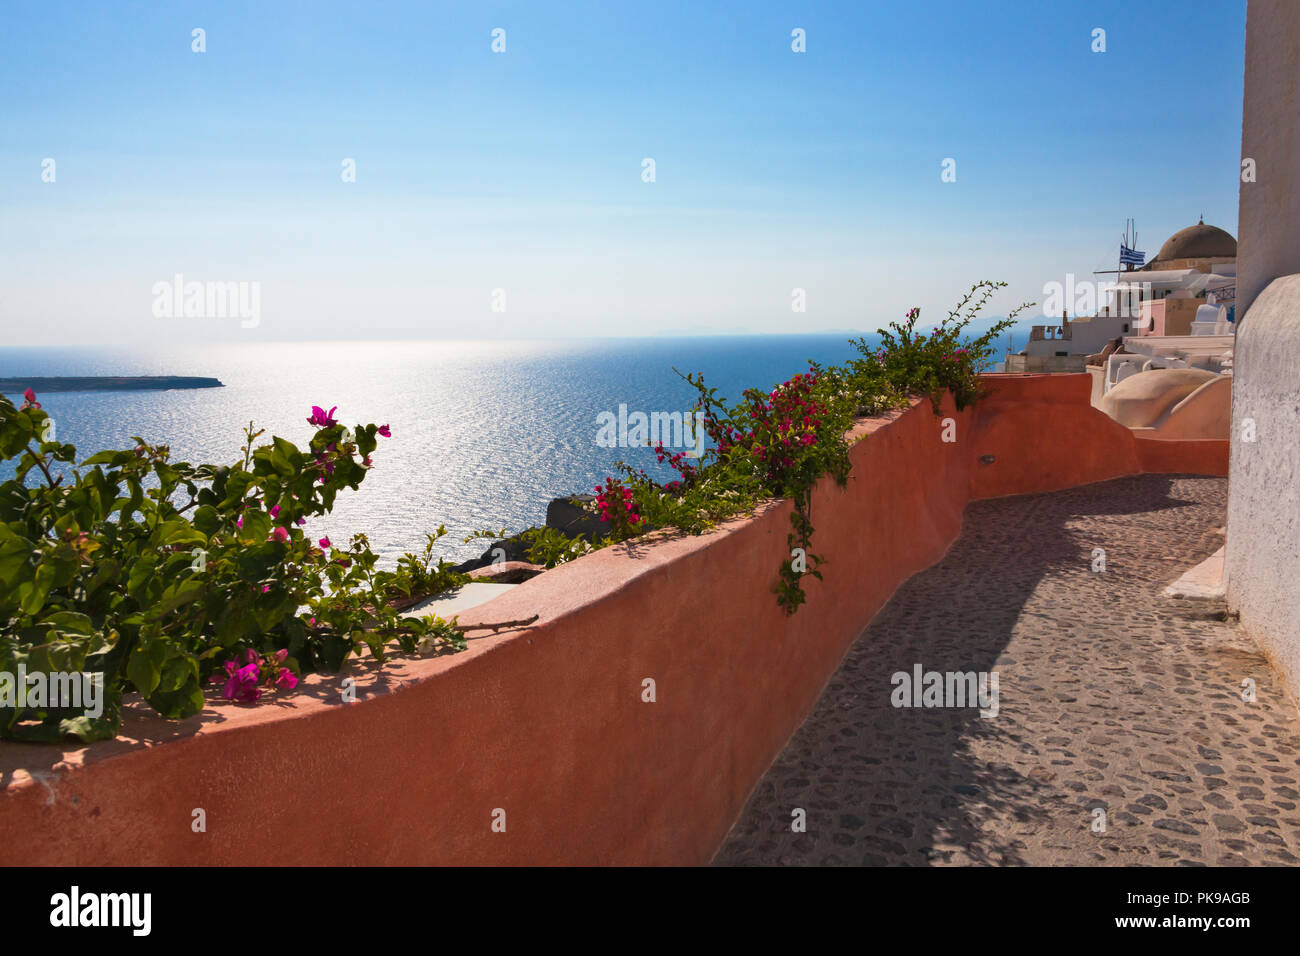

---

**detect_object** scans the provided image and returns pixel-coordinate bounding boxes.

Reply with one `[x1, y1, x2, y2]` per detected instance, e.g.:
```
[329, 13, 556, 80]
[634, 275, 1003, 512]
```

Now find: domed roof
[1152, 219, 1236, 262]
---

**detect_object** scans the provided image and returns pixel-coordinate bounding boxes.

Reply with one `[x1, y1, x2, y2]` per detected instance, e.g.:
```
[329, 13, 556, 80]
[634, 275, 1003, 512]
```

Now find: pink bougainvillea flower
[270, 505, 281, 518]
[295, 516, 306, 526]
[318, 536, 331, 549]
[269, 526, 290, 543]
[21, 388, 41, 410]
[307, 405, 338, 428]
[377, 424, 391, 438]
[221, 659, 262, 702]
[275, 668, 299, 691]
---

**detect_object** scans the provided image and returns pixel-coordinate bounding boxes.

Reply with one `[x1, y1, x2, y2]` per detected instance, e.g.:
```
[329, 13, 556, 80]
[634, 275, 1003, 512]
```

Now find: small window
[1055, 351, 1068, 357]
[1123, 323, 1129, 333]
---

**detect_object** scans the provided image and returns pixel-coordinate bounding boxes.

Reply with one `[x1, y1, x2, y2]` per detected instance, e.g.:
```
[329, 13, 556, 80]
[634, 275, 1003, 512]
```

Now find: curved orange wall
[0, 374, 1227, 865]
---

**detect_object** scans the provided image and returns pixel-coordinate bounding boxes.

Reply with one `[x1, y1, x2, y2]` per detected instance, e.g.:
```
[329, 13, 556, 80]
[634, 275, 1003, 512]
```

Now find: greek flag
[1120, 244, 1145, 266]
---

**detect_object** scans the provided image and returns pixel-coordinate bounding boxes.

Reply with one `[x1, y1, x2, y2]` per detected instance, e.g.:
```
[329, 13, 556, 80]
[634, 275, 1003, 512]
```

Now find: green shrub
[848, 280, 1031, 412]
[390, 526, 471, 598]
[601, 280, 1034, 612]
[0, 400, 461, 742]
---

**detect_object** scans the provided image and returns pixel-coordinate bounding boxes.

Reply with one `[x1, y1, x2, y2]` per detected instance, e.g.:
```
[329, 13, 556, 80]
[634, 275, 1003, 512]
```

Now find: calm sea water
[0, 337, 877, 563]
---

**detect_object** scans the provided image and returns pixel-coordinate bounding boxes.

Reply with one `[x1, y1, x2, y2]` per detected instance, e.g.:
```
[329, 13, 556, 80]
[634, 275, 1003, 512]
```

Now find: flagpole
[1118, 220, 1130, 318]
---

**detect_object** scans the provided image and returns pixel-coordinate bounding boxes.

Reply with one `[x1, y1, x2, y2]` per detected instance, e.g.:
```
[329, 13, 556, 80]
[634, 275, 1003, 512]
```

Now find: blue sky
[0, 0, 1246, 344]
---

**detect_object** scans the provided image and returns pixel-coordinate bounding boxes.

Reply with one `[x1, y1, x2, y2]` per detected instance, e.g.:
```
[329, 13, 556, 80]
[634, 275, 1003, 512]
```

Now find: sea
[0, 336, 895, 564]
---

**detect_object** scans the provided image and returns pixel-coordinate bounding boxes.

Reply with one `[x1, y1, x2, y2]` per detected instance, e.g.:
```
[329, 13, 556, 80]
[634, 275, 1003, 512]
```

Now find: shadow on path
[714, 475, 1300, 866]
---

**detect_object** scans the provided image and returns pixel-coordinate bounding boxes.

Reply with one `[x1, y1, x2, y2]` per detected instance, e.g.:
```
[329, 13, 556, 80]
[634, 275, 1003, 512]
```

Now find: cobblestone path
[714, 476, 1300, 866]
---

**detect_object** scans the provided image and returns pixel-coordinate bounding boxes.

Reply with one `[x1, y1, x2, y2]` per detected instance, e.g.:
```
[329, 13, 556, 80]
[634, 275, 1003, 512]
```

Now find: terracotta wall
[0, 375, 1228, 866]
[1163, 298, 1203, 337]
[1140, 299, 1167, 335]
[1139, 297, 1203, 337]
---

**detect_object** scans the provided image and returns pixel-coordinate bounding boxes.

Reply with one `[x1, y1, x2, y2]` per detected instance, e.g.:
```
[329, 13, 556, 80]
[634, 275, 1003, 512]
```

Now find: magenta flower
[275, 669, 299, 691]
[377, 424, 391, 438]
[318, 536, 331, 549]
[21, 388, 40, 410]
[269, 526, 290, 543]
[270, 505, 281, 518]
[307, 405, 338, 428]
[221, 659, 262, 702]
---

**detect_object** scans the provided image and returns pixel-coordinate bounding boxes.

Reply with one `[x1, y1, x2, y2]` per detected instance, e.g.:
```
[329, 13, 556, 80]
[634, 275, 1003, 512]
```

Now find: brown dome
[1151, 219, 1237, 263]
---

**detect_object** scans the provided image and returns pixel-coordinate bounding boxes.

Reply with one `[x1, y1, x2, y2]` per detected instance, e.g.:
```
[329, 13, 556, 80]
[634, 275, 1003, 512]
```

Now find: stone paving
[714, 475, 1300, 866]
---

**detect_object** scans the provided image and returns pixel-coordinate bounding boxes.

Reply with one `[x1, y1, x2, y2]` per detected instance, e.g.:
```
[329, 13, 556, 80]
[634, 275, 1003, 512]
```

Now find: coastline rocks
[470, 560, 546, 583]
[451, 494, 612, 573]
[0, 375, 224, 393]
[452, 534, 532, 572]
[545, 494, 612, 541]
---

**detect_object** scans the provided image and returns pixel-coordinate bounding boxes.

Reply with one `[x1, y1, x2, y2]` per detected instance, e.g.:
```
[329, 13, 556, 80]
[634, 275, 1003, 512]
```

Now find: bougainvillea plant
[593, 280, 1033, 613]
[0, 400, 467, 741]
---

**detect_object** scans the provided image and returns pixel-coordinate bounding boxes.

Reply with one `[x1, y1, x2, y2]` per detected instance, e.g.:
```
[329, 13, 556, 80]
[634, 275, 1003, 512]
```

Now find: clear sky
[0, 0, 1247, 345]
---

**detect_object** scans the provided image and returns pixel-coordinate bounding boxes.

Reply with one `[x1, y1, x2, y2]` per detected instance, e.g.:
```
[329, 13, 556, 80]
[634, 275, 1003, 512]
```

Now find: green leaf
[36, 610, 94, 636]
[0, 525, 34, 587]
[147, 676, 204, 720]
[83, 558, 121, 596]
[126, 637, 165, 696]
[151, 519, 206, 549]
[193, 504, 220, 534]
[81, 449, 132, 467]
[237, 509, 271, 544]
[147, 580, 205, 619]
[20, 561, 57, 615]
[57, 710, 120, 743]
[269, 436, 300, 475]
[155, 654, 194, 693]
[127, 552, 159, 597]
